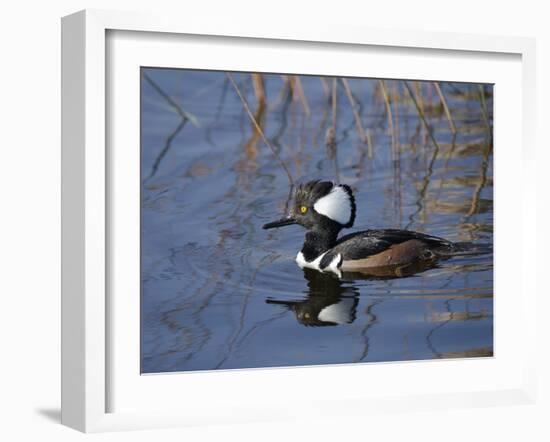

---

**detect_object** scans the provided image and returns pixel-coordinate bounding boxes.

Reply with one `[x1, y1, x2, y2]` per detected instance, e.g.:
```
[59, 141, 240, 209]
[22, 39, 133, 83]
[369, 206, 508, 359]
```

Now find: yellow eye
[300, 205, 308, 214]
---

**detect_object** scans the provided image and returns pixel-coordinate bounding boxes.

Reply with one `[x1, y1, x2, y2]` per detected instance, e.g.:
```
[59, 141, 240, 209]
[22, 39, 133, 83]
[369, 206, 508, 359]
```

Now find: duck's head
[263, 180, 356, 232]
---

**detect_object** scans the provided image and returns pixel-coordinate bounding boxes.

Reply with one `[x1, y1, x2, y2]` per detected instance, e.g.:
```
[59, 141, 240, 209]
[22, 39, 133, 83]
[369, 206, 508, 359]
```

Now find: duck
[263, 180, 456, 277]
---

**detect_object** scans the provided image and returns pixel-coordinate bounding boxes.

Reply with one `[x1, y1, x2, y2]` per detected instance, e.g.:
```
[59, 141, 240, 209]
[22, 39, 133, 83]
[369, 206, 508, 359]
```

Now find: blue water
[140, 69, 493, 373]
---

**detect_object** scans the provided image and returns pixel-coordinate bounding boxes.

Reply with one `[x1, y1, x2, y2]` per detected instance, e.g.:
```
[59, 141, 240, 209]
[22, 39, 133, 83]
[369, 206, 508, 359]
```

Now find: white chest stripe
[296, 251, 326, 270]
[296, 252, 342, 277]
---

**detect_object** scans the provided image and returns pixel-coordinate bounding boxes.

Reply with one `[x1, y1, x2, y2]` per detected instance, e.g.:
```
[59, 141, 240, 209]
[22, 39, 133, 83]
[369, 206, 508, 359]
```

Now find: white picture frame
[61, 9, 537, 433]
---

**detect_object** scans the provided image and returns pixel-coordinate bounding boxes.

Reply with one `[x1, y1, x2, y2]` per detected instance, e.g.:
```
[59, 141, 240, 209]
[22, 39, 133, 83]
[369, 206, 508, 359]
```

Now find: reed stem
[227, 73, 295, 185]
[292, 76, 311, 116]
[143, 72, 193, 122]
[331, 78, 338, 132]
[379, 80, 396, 155]
[341, 78, 367, 143]
[142, 72, 192, 179]
[404, 81, 440, 151]
[478, 84, 491, 135]
[366, 128, 374, 159]
[434, 82, 457, 135]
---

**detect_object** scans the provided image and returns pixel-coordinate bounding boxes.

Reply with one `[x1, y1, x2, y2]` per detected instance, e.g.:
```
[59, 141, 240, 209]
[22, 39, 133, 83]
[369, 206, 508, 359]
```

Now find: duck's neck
[301, 228, 340, 262]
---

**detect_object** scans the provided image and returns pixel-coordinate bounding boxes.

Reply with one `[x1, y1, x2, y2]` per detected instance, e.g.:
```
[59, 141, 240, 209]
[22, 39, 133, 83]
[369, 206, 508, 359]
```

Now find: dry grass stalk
[327, 78, 340, 183]
[466, 140, 492, 217]
[244, 73, 268, 160]
[331, 78, 338, 131]
[403, 81, 440, 151]
[434, 82, 457, 135]
[341, 78, 367, 143]
[227, 73, 295, 185]
[271, 76, 291, 109]
[366, 128, 374, 159]
[143, 71, 191, 121]
[320, 77, 331, 98]
[378, 79, 396, 156]
[142, 72, 191, 179]
[477, 84, 491, 135]
[251, 73, 266, 102]
[392, 81, 401, 150]
[291, 76, 311, 116]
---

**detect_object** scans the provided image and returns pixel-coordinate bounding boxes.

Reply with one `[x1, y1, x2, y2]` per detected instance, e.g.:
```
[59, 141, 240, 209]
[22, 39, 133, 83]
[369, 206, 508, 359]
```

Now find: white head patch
[313, 184, 354, 226]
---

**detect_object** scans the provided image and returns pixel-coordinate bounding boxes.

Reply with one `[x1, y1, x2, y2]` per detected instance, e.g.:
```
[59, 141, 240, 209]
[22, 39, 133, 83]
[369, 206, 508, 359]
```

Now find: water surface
[140, 69, 493, 373]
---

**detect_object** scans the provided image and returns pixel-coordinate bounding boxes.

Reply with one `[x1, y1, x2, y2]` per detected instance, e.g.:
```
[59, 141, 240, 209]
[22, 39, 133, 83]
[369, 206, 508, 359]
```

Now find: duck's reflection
[266, 259, 442, 327]
[266, 268, 360, 326]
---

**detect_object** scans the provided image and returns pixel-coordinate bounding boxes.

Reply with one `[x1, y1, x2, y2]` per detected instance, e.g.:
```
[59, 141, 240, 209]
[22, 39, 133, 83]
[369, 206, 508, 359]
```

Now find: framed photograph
[61, 9, 537, 432]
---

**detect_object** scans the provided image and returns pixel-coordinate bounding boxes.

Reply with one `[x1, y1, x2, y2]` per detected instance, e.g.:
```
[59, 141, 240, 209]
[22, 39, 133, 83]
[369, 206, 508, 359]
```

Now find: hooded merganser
[263, 180, 455, 277]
